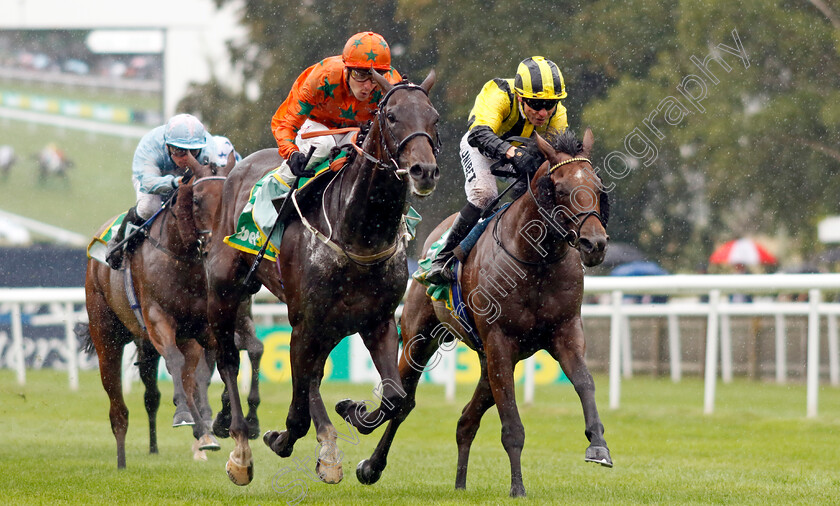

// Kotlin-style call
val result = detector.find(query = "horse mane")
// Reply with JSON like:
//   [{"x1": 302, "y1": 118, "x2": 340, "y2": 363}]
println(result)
[
  {"x1": 544, "y1": 128, "x2": 583, "y2": 157},
  {"x1": 173, "y1": 182, "x2": 199, "y2": 247}
]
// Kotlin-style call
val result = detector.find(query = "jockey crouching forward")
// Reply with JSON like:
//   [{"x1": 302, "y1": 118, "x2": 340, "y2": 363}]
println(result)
[
  {"x1": 106, "y1": 113, "x2": 217, "y2": 269},
  {"x1": 424, "y1": 56, "x2": 570, "y2": 285},
  {"x1": 270, "y1": 31, "x2": 403, "y2": 184}
]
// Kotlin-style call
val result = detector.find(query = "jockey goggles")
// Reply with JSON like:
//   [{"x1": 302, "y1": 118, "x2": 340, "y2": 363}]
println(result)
[
  {"x1": 168, "y1": 145, "x2": 200, "y2": 158},
  {"x1": 522, "y1": 97, "x2": 559, "y2": 111},
  {"x1": 348, "y1": 68, "x2": 385, "y2": 82}
]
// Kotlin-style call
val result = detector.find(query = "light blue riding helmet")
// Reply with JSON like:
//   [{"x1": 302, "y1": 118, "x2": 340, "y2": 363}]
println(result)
[{"x1": 164, "y1": 113, "x2": 207, "y2": 150}]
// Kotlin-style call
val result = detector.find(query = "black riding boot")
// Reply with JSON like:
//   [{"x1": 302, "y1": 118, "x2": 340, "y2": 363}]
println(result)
[
  {"x1": 106, "y1": 206, "x2": 140, "y2": 270},
  {"x1": 425, "y1": 202, "x2": 482, "y2": 285}
]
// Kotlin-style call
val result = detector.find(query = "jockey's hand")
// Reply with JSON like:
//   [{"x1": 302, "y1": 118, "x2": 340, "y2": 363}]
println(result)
[
  {"x1": 288, "y1": 151, "x2": 315, "y2": 178},
  {"x1": 510, "y1": 148, "x2": 541, "y2": 175}
]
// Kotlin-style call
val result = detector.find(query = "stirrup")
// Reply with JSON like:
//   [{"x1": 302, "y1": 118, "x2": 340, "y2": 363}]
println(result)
[{"x1": 426, "y1": 254, "x2": 456, "y2": 285}]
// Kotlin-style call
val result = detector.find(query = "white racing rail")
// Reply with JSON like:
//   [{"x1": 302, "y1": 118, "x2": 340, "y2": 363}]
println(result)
[{"x1": 2, "y1": 273, "x2": 840, "y2": 418}]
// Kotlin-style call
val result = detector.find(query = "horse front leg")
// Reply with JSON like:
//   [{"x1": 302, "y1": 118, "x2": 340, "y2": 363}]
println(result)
[
  {"x1": 180, "y1": 338, "x2": 220, "y2": 455},
  {"x1": 236, "y1": 300, "x2": 262, "y2": 439},
  {"x1": 354, "y1": 310, "x2": 443, "y2": 486},
  {"x1": 336, "y1": 318, "x2": 402, "y2": 435},
  {"x1": 484, "y1": 332, "x2": 526, "y2": 497},
  {"x1": 208, "y1": 286, "x2": 253, "y2": 485},
  {"x1": 136, "y1": 340, "x2": 161, "y2": 455},
  {"x1": 143, "y1": 309, "x2": 193, "y2": 429},
  {"x1": 549, "y1": 318, "x2": 612, "y2": 468},
  {"x1": 262, "y1": 325, "x2": 316, "y2": 459},
  {"x1": 455, "y1": 355, "x2": 495, "y2": 490}
]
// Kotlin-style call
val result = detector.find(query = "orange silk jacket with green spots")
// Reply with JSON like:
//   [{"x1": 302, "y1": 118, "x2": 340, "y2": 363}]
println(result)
[{"x1": 270, "y1": 55, "x2": 402, "y2": 159}]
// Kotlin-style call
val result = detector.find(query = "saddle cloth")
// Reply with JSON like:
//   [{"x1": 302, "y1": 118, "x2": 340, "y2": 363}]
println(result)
[
  {"x1": 224, "y1": 153, "x2": 421, "y2": 262},
  {"x1": 86, "y1": 211, "x2": 141, "y2": 265}
]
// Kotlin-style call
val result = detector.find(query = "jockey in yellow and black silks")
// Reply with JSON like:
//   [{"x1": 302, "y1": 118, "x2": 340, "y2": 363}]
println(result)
[{"x1": 425, "y1": 56, "x2": 569, "y2": 284}]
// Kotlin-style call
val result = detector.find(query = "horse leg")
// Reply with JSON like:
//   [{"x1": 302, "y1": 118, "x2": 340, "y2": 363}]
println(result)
[
  {"x1": 306, "y1": 347, "x2": 344, "y2": 484},
  {"x1": 193, "y1": 347, "x2": 214, "y2": 427},
  {"x1": 208, "y1": 277, "x2": 253, "y2": 486},
  {"x1": 549, "y1": 319, "x2": 612, "y2": 467},
  {"x1": 484, "y1": 333, "x2": 527, "y2": 497},
  {"x1": 455, "y1": 356, "x2": 495, "y2": 490},
  {"x1": 136, "y1": 340, "x2": 161, "y2": 455},
  {"x1": 336, "y1": 318, "x2": 402, "y2": 435},
  {"x1": 354, "y1": 303, "x2": 443, "y2": 485},
  {"x1": 236, "y1": 301, "x2": 262, "y2": 439},
  {"x1": 180, "y1": 339, "x2": 220, "y2": 454},
  {"x1": 263, "y1": 326, "x2": 318, "y2": 459}
]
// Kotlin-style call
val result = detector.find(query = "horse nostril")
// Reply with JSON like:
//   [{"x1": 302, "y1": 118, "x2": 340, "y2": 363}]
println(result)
[
  {"x1": 579, "y1": 238, "x2": 594, "y2": 253},
  {"x1": 409, "y1": 165, "x2": 423, "y2": 179},
  {"x1": 433, "y1": 167, "x2": 440, "y2": 180}
]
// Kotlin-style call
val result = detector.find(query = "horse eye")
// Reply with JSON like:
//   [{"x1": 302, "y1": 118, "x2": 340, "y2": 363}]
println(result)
[{"x1": 386, "y1": 112, "x2": 397, "y2": 123}]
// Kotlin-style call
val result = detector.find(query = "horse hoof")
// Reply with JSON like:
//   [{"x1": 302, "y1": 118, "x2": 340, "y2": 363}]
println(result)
[
  {"x1": 356, "y1": 459, "x2": 382, "y2": 485},
  {"x1": 226, "y1": 454, "x2": 254, "y2": 486},
  {"x1": 334, "y1": 399, "x2": 354, "y2": 419},
  {"x1": 316, "y1": 459, "x2": 343, "y2": 484},
  {"x1": 585, "y1": 445, "x2": 613, "y2": 468},
  {"x1": 263, "y1": 430, "x2": 293, "y2": 458},
  {"x1": 173, "y1": 411, "x2": 195, "y2": 427},
  {"x1": 212, "y1": 412, "x2": 231, "y2": 438},
  {"x1": 198, "y1": 434, "x2": 221, "y2": 452},
  {"x1": 191, "y1": 440, "x2": 208, "y2": 462}
]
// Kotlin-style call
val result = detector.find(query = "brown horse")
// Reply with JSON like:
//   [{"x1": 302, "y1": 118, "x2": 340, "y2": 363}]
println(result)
[
  {"x1": 346, "y1": 128, "x2": 612, "y2": 497},
  {"x1": 82, "y1": 156, "x2": 259, "y2": 468},
  {"x1": 205, "y1": 71, "x2": 440, "y2": 486}
]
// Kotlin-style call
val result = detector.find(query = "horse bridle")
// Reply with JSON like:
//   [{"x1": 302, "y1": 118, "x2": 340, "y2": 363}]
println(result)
[
  {"x1": 494, "y1": 157, "x2": 607, "y2": 266},
  {"x1": 293, "y1": 84, "x2": 440, "y2": 266},
  {"x1": 370, "y1": 82, "x2": 441, "y2": 176},
  {"x1": 148, "y1": 175, "x2": 226, "y2": 262}
]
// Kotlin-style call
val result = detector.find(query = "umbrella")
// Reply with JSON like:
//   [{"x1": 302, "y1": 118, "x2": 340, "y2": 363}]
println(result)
[
  {"x1": 610, "y1": 261, "x2": 669, "y2": 276},
  {"x1": 709, "y1": 238, "x2": 777, "y2": 266},
  {"x1": 601, "y1": 242, "x2": 647, "y2": 269}
]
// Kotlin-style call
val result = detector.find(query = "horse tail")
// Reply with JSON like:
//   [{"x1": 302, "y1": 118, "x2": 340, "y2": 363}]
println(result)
[{"x1": 75, "y1": 322, "x2": 96, "y2": 355}]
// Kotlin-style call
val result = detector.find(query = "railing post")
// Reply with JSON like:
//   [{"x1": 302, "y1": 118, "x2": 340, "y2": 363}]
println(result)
[
  {"x1": 609, "y1": 290, "x2": 622, "y2": 410},
  {"x1": 523, "y1": 355, "x2": 535, "y2": 405},
  {"x1": 807, "y1": 289, "x2": 821, "y2": 418},
  {"x1": 64, "y1": 302, "x2": 78, "y2": 391},
  {"x1": 704, "y1": 290, "x2": 721, "y2": 414},
  {"x1": 12, "y1": 302, "x2": 25, "y2": 386},
  {"x1": 720, "y1": 298, "x2": 733, "y2": 383},
  {"x1": 667, "y1": 314, "x2": 682, "y2": 382},
  {"x1": 775, "y1": 314, "x2": 787, "y2": 384},
  {"x1": 621, "y1": 314, "x2": 632, "y2": 379},
  {"x1": 828, "y1": 314, "x2": 839, "y2": 386}
]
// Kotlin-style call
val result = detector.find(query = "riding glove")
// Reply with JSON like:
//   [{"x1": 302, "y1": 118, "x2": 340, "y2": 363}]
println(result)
[
  {"x1": 288, "y1": 151, "x2": 315, "y2": 178},
  {"x1": 510, "y1": 148, "x2": 541, "y2": 175}
]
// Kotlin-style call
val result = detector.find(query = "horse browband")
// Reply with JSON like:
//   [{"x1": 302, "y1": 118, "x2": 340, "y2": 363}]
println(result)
[{"x1": 549, "y1": 157, "x2": 591, "y2": 174}]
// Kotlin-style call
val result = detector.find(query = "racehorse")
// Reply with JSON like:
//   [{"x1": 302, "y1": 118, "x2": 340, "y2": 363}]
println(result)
[
  {"x1": 344, "y1": 128, "x2": 612, "y2": 497},
  {"x1": 82, "y1": 154, "x2": 261, "y2": 468},
  {"x1": 0, "y1": 145, "x2": 15, "y2": 180},
  {"x1": 205, "y1": 70, "x2": 440, "y2": 486},
  {"x1": 35, "y1": 144, "x2": 73, "y2": 183}
]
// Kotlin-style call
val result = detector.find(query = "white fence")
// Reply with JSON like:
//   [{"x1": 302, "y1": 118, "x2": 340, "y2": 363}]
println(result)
[{"x1": 2, "y1": 273, "x2": 840, "y2": 418}]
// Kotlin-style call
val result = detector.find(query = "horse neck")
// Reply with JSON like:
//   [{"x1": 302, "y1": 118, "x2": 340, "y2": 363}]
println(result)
[
  {"x1": 166, "y1": 184, "x2": 199, "y2": 255},
  {"x1": 500, "y1": 179, "x2": 571, "y2": 266},
  {"x1": 327, "y1": 121, "x2": 407, "y2": 250}
]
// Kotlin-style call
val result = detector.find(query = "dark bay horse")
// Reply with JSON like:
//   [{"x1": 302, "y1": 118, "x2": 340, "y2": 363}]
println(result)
[
  {"x1": 346, "y1": 128, "x2": 612, "y2": 497},
  {"x1": 205, "y1": 71, "x2": 440, "y2": 486},
  {"x1": 83, "y1": 156, "x2": 260, "y2": 468}
]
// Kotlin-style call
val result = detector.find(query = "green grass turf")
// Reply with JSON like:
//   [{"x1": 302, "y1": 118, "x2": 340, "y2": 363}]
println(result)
[
  {"x1": 0, "y1": 116, "x2": 137, "y2": 238},
  {"x1": 1, "y1": 369, "x2": 839, "y2": 504}
]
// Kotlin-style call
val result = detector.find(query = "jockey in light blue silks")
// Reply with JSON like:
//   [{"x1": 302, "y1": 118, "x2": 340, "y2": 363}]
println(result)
[{"x1": 106, "y1": 113, "x2": 218, "y2": 269}]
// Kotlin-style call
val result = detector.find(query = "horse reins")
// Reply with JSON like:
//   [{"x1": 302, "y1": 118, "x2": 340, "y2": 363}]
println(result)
[
  {"x1": 493, "y1": 157, "x2": 606, "y2": 266},
  {"x1": 288, "y1": 83, "x2": 439, "y2": 266},
  {"x1": 147, "y1": 175, "x2": 226, "y2": 263}
]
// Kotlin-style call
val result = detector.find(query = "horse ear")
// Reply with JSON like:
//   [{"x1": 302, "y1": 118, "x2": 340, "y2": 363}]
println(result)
[
  {"x1": 534, "y1": 132, "x2": 553, "y2": 159},
  {"x1": 372, "y1": 70, "x2": 393, "y2": 94},
  {"x1": 419, "y1": 69, "x2": 436, "y2": 93},
  {"x1": 582, "y1": 127, "x2": 594, "y2": 157}
]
